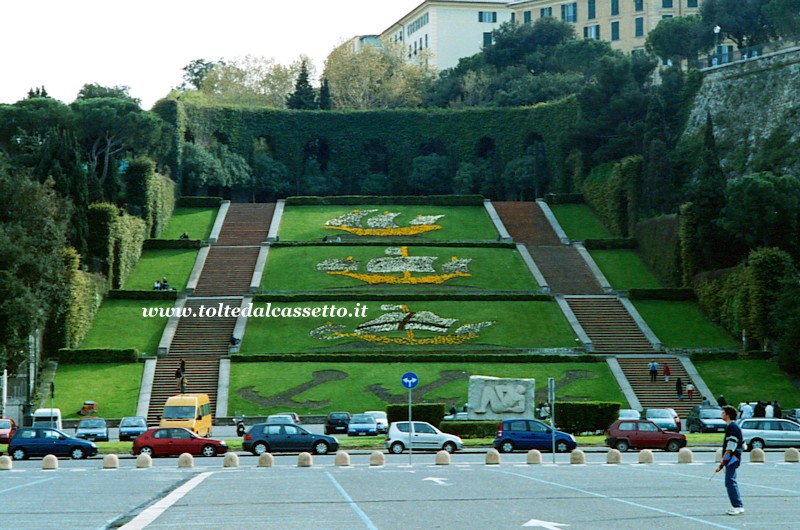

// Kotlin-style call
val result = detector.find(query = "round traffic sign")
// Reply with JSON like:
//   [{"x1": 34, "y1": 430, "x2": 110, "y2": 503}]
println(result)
[{"x1": 401, "y1": 372, "x2": 419, "y2": 389}]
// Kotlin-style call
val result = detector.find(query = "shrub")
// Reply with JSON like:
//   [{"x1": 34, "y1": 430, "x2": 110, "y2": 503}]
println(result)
[
  {"x1": 582, "y1": 156, "x2": 642, "y2": 237},
  {"x1": 125, "y1": 157, "x2": 176, "y2": 238},
  {"x1": 387, "y1": 403, "x2": 446, "y2": 428},
  {"x1": 284, "y1": 195, "x2": 485, "y2": 206},
  {"x1": 554, "y1": 401, "x2": 621, "y2": 433},
  {"x1": 251, "y1": 292, "x2": 553, "y2": 303},
  {"x1": 106, "y1": 289, "x2": 179, "y2": 301},
  {"x1": 143, "y1": 239, "x2": 203, "y2": 250},
  {"x1": 87, "y1": 204, "x2": 147, "y2": 289},
  {"x1": 544, "y1": 193, "x2": 584, "y2": 204},
  {"x1": 57, "y1": 348, "x2": 139, "y2": 364},
  {"x1": 439, "y1": 420, "x2": 497, "y2": 438}
]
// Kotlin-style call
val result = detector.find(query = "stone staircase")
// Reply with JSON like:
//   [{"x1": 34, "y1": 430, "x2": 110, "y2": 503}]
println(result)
[
  {"x1": 529, "y1": 246, "x2": 604, "y2": 295},
  {"x1": 216, "y1": 203, "x2": 274, "y2": 246},
  {"x1": 193, "y1": 247, "x2": 260, "y2": 297},
  {"x1": 566, "y1": 297, "x2": 655, "y2": 354},
  {"x1": 615, "y1": 357, "x2": 701, "y2": 420},
  {"x1": 492, "y1": 201, "x2": 561, "y2": 245}
]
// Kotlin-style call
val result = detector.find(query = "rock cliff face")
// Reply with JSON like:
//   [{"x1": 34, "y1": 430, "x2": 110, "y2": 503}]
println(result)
[{"x1": 686, "y1": 46, "x2": 800, "y2": 175}]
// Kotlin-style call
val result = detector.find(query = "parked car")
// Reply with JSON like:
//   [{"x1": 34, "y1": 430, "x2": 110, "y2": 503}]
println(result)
[
  {"x1": 75, "y1": 417, "x2": 109, "y2": 442},
  {"x1": 645, "y1": 408, "x2": 680, "y2": 432},
  {"x1": 277, "y1": 412, "x2": 301, "y2": 424},
  {"x1": 9, "y1": 427, "x2": 98, "y2": 460},
  {"x1": 605, "y1": 419, "x2": 687, "y2": 452},
  {"x1": 364, "y1": 411, "x2": 388, "y2": 434},
  {"x1": 132, "y1": 427, "x2": 228, "y2": 457},
  {"x1": 385, "y1": 421, "x2": 462, "y2": 454},
  {"x1": 738, "y1": 418, "x2": 800, "y2": 450},
  {"x1": 493, "y1": 418, "x2": 577, "y2": 453},
  {"x1": 686, "y1": 406, "x2": 725, "y2": 433},
  {"x1": 0, "y1": 418, "x2": 17, "y2": 444},
  {"x1": 348, "y1": 414, "x2": 378, "y2": 436},
  {"x1": 243, "y1": 423, "x2": 339, "y2": 455},
  {"x1": 325, "y1": 412, "x2": 351, "y2": 435},
  {"x1": 618, "y1": 409, "x2": 641, "y2": 420},
  {"x1": 443, "y1": 412, "x2": 469, "y2": 421},
  {"x1": 267, "y1": 414, "x2": 296, "y2": 424},
  {"x1": 784, "y1": 408, "x2": 800, "y2": 423},
  {"x1": 118, "y1": 416, "x2": 148, "y2": 441}
]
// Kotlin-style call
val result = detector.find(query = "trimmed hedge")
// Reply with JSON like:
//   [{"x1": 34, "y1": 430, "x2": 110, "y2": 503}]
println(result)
[
  {"x1": 553, "y1": 401, "x2": 621, "y2": 434},
  {"x1": 125, "y1": 157, "x2": 176, "y2": 238},
  {"x1": 387, "y1": 403, "x2": 446, "y2": 428},
  {"x1": 87, "y1": 204, "x2": 147, "y2": 289},
  {"x1": 176, "y1": 196, "x2": 223, "y2": 207},
  {"x1": 112, "y1": 214, "x2": 148, "y2": 290},
  {"x1": 583, "y1": 238, "x2": 637, "y2": 250},
  {"x1": 50, "y1": 248, "x2": 107, "y2": 349},
  {"x1": 57, "y1": 348, "x2": 139, "y2": 364},
  {"x1": 270, "y1": 240, "x2": 516, "y2": 249},
  {"x1": 286, "y1": 195, "x2": 485, "y2": 206},
  {"x1": 582, "y1": 157, "x2": 642, "y2": 237},
  {"x1": 628, "y1": 289, "x2": 696, "y2": 301},
  {"x1": 439, "y1": 420, "x2": 497, "y2": 438},
  {"x1": 544, "y1": 193, "x2": 584, "y2": 204},
  {"x1": 635, "y1": 214, "x2": 680, "y2": 287},
  {"x1": 251, "y1": 292, "x2": 554, "y2": 303},
  {"x1": 143, "y1": 239, "x2": 203, "y2": 250},
  {"x1": 231, "y1": 353, "x2": 598, "y2": 363},
  {"x1": 689, "y1": 350, "x2": 770, "y2": 362},
  {"x1": 107, "y1": 289, "x2": 180, "y2": 301}
]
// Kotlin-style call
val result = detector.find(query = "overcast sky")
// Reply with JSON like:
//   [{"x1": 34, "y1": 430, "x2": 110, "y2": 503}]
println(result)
[{"x1": 1, "y1": 0, "x2": 422, "y2": 109}]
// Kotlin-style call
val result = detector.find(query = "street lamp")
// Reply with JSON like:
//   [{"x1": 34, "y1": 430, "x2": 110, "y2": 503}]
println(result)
[{"x1": 713, "y1": 25, "x2": 721, "y2": 65}]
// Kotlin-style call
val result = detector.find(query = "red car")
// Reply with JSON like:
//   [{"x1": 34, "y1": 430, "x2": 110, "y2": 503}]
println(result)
[
  {"x1": 605, "y1": 419, "x2": 686, "y2": 452},
  {"x1": 0, "y1": 418, "x2": 17, "y2": 444},
  {"x1": 132, "y1": 427, "x2": 228, "y2": 457}
]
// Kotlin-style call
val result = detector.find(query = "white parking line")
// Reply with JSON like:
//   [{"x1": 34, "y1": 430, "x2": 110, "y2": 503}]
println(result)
[
  {"x1": 0, "y1": 476, "x2": 57, "y2": 494},
  {"x1": 119, "y1": 472, "x2": 213, "y2": 530},
  {"x1": 325, "y1": 471, "x2": 378, "y2": 530}
]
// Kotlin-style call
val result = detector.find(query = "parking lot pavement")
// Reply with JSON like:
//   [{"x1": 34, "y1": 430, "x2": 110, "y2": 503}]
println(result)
[{"x1": 2, "y1": 454, "x2": 799, "y2": 529}]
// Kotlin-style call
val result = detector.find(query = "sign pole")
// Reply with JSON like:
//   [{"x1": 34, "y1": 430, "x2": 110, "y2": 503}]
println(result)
[
  {"x1": 401, "y1": 372, "x2": 419, "y2": 467},
  {"x1": 548, "y1": 377, "x2": 556, "y2": 464}
]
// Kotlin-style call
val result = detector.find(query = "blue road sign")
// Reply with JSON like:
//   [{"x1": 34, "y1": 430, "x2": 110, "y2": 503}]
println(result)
[{"x1": 401, "y1": 372, "x2": 419, "y2": 389}]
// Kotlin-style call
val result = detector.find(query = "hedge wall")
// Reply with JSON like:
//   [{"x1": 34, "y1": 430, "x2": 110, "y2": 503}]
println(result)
[
  {"x1": 544, "y1": 193, "x2": 584, "y2": 204},
  {"x1": 582, "y1": 238, "x2": 637, "y2": 250},
  {"x1": 231, "y1": 353, "x2": 598, "y2": 363},
  {"x1": 692, "y1": 265, "x2": 748, "y2": 339},
  {"x1": 251, "y1": 292, "x2": 553, "y2": 303},
  {"x1": 125, "y1": 157, "x2": 176, "y2": 238},
  {"x1": 107, "y1": 289, "x2": 179, "y2": 301},
  {"x1": 627, "y1": 289, "x2": 696, "y2": 301},
  {"x1": 582, "y1": 156, "x2": 642, "y2": 237},
  {"x1": 111, "y1": 214, "x2": 147, "y2": 290},
  {"x1": 176, "y1": 196, "x2": 222, "y2": 207},
  {"x1": 553, "y1": 401, "x2": 621, "y2": 434},
  {"x1": 387, "y1": 403, "x2": 446, "y2": 428},
  {"x1": 439, "y1": 420, "x2": 497, "y2": 438},
  {"x1": 635, "y1": 214, "x2": 681, "y2": 287},
  {"x1": 143, "y1": 239, "x2": 203, "y2": 250},
  {"x1": 270, "y1": 240, "x2": 516, "y2": 249},
  {"x1": 164, "y1": 97, "x2": 578, "y2": 198},
  {"x1": 286, "y1": 194, "x2": 485, "y2": 206},
  {"x1": 87, "y1": 204, "x2": 147, "y2": 289},
  {"x1": 57, "y1": 348, "x2": 139, "y2": 364}
]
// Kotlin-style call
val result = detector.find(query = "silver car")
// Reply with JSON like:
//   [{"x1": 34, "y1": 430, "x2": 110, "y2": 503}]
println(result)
[
  {"x1": 739, "y1": 418, "x2": 800, "y2": 450},
  {"x1": 385, "y1": 421, "x2": 462, "y2": 454}
]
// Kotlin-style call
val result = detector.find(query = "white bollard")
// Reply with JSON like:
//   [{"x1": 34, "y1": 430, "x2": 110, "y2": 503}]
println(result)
[
  {"x1": 570, "y1": 449, "x2": 586, "y2": 464},
  {"x1": 0, "y1": 455, "x2": 12, "y2": 470},
  {"x1": 638, "y1": 450, "x2": 654, "y2": 464},
  {"x1": 785, "y1": 448, "x2": 800, "y2": 463},
  {"x1": 258, "y1": 452, "x2": 274, "y2": 468},
  {"x1": 606, "y1": 449, "x2": 621, "y2": 464},
  {"x1": 42, "y1": 454, "x2": 59, "y2": 470},
  {"x1": 485, "y1": 449, "x2": 501, "y2": 465},
  {"x1": 677, "y1": 448, "x2": 693, "y2": 464},
  {"x1": 297, "y1": 452, "x2": 313, "y2": 467},
  {"x1": 223, "y1": 452, "x2": 239, "y2": 468},
  {"x1": 435, "y1": 450, "x2": 451, "y2": 465},
  {"x1": 749, "y1": 448, "x2": 765, "y2": 463},
  {"x1": 527, "y1": 450, "x2": 542, "y2": 465},
  {"x1": 103, "y1": 454, "x2": 119, "y2": 469},
  {"x1": 136, "y1": 453, "x2": 152, "y2": 468},
  {"x1": 334, "y1": 451, "x2": 351, "y2": 467},
  {"x1": 369, "y1": 451, "x2": 385, "y2": 466},
  {"x1": 178, "y1": 453, "x2": 194, "y2": 468}
]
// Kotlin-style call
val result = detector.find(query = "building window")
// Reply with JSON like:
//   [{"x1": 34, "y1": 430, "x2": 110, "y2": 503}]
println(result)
[
  {"x1": 511, "y1": 12, "x2": 516, "y2": 23},
  {"x1": 588, "y1": 0, "x2": 596, "y2": 19},
  {"x1": 611, "y1": 21, "x2": 620, "y2": 41},
  {"x1": 611, "y1": 0, "x2": 619, "y2": 16},
  {"x1": 662, "y1": 14, "x2": 673, "y2": 19},
  {"x1": 483, "y1": 32, "x2": 493, "y2": 47},
  {"x1": 407, "y1": 13, "x2": 430, "y2": 36},
  {"x1": 478, "y1": 11, "x2": 497, "y2": 23},
  {"x1": 584, "y1": 24, "x2": 600, "y2": 39},
  {"x1": 634, "y1": 16, "x2": 644, "y2": 37},
  {"x1": 425, "y1": 34, "x2": 428, "y2": 48},
  {"x1": 634, "y1": 0, "x2": 643, "y2": 11},
  {"x1": 662, "y1": 0, "x2": 673, "y2": 7},
  {"x1": 524, "y1": 10, "x2": 532, "y2": 24},
  {"x1": 561, "y1": 3, "x2": 577, "y2": 23},
  {"x1": 687, "y1": 0, "x2": 698, "y2": 6},
  {"x1": 541, "y1": 7, "x2": 553, "y2": 17}
]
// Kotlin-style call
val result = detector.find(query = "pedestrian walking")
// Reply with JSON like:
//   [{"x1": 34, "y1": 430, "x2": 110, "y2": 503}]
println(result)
[
  {"x1": 174, "y1": 366, "x2": 183, "y2": 390},
  {"x1": 716, "y1": 406, "x2": 745, "y2": 515},
  {"x1": 687, "y1": 382, "x2": 695, "y2": 401},
  {"x1": 664, "y1": 364, "x2": 671, "y2": 383},
  {"x1": 180, "y1": 376, "x2": 188, "y2": 394},
  {"x1": 740, "y1": 402, "x2": 754, "y2": 419},
  {"x1": 753, "y1": 401, "x2": 766, "y2": 417},
  {"x1": 773, "y1": 401, "x2": 782, "y2": 419},
  {"x1": 765, "y1": 402, "x2": 774, "y2": 418},
  {"x1": 717, "y1": 395, "x2": 727, "y2": 407},
  {"x1": 179, "y1": 358, "x2": 186, "y2": 376},
  {"x1": 676, "y1": 378, "x2": 684, "y2": 400},
  {"x1": 648, "y1": 360, "x2": 659, "y2": 383}
]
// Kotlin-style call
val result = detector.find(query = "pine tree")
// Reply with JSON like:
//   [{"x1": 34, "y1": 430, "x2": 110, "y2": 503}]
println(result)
[
  {"x1": 286, "y1": 60, "x2": 319, "y2": 110},
  {"x1": 319, "y1": 78, "x2": 332, "y2": 110}
]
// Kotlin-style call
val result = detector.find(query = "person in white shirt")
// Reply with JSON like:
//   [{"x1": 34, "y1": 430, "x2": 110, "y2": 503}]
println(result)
[
  {"x1": 740, "y1": 402, "x2": 754, "y2": 419},
  {"x1": 765, "y1": 402, "x2": 774, "y2": 418}
]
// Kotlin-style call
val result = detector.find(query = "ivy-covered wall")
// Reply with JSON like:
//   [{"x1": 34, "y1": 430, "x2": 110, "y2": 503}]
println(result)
[
  {"x1": 581, "y1": 156, "x2": 642, "y2": 237},
  {"x1": 87, "y1": 203, "x2": 147, "y2": 289},
  {"x1": 125, "y1": 157, "x2": 176, "y2": 238}
]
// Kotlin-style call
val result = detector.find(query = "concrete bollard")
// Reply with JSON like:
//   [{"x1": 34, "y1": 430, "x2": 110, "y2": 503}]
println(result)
[
  {"x1": 0, "y1": 455, "x2": 12, "y2": 470},
  {"x1": 606, "y1": 449, "x2": 621, "y2": 464},
  {"x1": 223, "y1": 452, "x2": 239, "y2": 468},
  {"x1": 750, "y1": 448, "x2": 765, "y2": 463},
  {"x1": 297, "y1": 452, "x2": 313, "y2": 467},
  {"x1": 485, "y1": 449, "x2": 501, "y2": 465},
  {"x1": 677, "y1": 448, "x2": 693, "y2": 464},
  {"x1": 334, "y1": 451, "x2": 351, "y2": 467},
  {"x1": 178, "y1": 453, "x2": 194, "y2": 468},
  {"x1": 42, "y1": 454, "x2": 59, "y2": 470},
  {"x1": 638, "y1": 450, "x2": 654, "y2": 464},
  {"x1": 436, "y1": 450, "x2": 451, "y2": 465},
  {"x1": 570, "y1": 449, "x2": 586, "y2": 464},
  {"x1": 103, "y1": 454, "x2": 119, "y2": 469},
  {"x1": 136, "y1": 453, "x2": 152, "y2": 468},
  {"x1": 369, "y1": 451, "x2": 385, "y2": 466},
  {"x1": 257, "y1": 452, "x2": 274, "y2": 468},
  {"x1": 785, "y1": 448, "x2": 800, "y2": 463},
  {"x1": 527, "y1": 449, "x2": 542, "y2": 465},
  {"x1": 715, "y1": 449, "x2": 722, "y2": 463}
]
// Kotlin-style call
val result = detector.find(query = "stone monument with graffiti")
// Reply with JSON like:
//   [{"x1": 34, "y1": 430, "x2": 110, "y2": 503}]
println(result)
[{"x1": 467, "y1": 375, "x2": 535, "y2": 420}]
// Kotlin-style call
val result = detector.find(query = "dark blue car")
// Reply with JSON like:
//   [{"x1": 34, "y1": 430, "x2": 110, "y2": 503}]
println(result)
[
  {"x1": 493, "y1": 418, "x2": 577, "y2": 453},
  {"x1": 243, "y1": 423, "x2": 339, "y2": 455},
  {"x1": 9, "y1": 427, "x2": 98, "y2": 460}
]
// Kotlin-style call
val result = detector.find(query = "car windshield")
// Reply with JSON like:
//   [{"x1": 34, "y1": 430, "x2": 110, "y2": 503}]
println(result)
[
  {"x1": 162, "y1": 406, "x2": 196, "y2": 420},
  {"x1": 647, "y1": 410, "x2": 670, "y2": 418},
  {"x1": 351, "y1": 415, "x2": 373, "y2": 423},
  {"x1": 700, "y1": 410, "x2": 722, "y2": 419},
  {"x1": 0, "y1": 420, "x2": 10, "y2": 429},
  {"x1": 78, "y1": 419, "x2": 106, "y2": 428},
  {"x1": 330, "y1": 414, "x2": 348, "y2": 420},
  {"x1": 366, "y1": 412, "x2": 387, "y2": 419},
  {"x1": 121, "y1": 417, "x2": 146, "y2": 427}
]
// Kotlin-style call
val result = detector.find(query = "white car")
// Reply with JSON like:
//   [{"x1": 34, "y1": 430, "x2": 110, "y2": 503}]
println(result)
[
  {"x1": 267, "y1": 414, "x2": 295, "y2": 424},
  {"x1": 385, "y1": 421, "x2": 463, "y2": 454},
  {"x1": 364, "y1": 411, "x2": 388, "y2": 434},
  {"x1": 738, "y1": 418, "x2": 800, "y2": 450}
]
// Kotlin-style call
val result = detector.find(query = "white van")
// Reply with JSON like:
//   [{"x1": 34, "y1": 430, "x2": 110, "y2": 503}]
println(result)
[{"x1": 32, "y1": 408, "x2": 63, "y2": 430}]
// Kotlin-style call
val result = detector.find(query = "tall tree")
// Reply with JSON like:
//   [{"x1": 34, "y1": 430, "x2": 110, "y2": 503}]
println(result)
[
  {"x1": 200, "y1": 55, "x2": 304, "y2": 107},
  {"x1": 180, "y1": 59, "x2": 217, "y2": 90},
  {"x1": 645, "y1": 15, "x2": 714, "y2": 65},
  {"x1": 77, "y1": 83, "x2": 138, "y2": 103},
  {"x1": 700, "y1": 0, "x2": 776, "y2": 47},
  {"x1": 286, "y1": 60, "x2": 318, "y2": 109},
  {"x1": 318, "y1": 78, "x2": 332, "y2": 110}
]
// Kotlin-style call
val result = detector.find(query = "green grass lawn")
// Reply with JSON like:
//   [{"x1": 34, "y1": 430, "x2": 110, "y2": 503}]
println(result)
[
  {"x1": 240, "y1": 300, "x2": 576, "y2": 353},
  {"x1": 633, "y1": 301, "x2": 738, "y2": 349},
  {"x1": 52, "y1": 363, "x2": 143, "y2": 419},
  {"x1": 157, "y1": 207, "x2": 217, "y2": 240},
  {"x1": 81, "y1": 299, "x2": 173, "y2": 354},
  {"x1": 589, "y1": 249, "x2": 662, "y2": 289},
  {"x1": 261, "y1": 246, "x2": 537, "y2": 291},
  {"x1": 695, "y1": 360, "x2": 800, "y2": 408},
  {"x1": 549, "y1": 204, "x2": 612, "y2": 240},
  {"x1": 277, "y1": 205, "x2": 498, "y2": 241},
  {"x1": 228, "y1": 362, "x2": 623, "y2": 416},
  {"x1": 122, "y1": 249, "x2": 198, "y2": 291}
]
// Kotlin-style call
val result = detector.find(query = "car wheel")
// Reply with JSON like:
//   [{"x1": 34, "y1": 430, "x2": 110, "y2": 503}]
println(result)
[
  {"x1": 666, "y1": 440, "x2": 681, "y2": 452},
  {"x1": 443, "y1": 442, "x2": 457, "y2": 454},
  {"x1": 139, "y1": 446, "x2": 154, "y2": 456},
  {"x1": 500, "y1": 440, "x2": 515, "y2": 453},
  {"x1": 252, "y1": 442, "x2": 269, "y2": 456},
  {"x1": 615, "y1": 440, "x2": 630, "y2": 452},
  {"x1": 749, "y1": 438, "x2": 765, "y2": 451},
  {"x1": 390, "y1": 442, "x2": 405, "y2": 454},
  {"x1": 11, "y1": 448, "x2": 27, "y2": 460},
  {"x1": 201, "y1": 444, "x2": 217, "y2": 457},
  {"x1": 556, "y1": 441, "x2": 570, "y2": 453},
  {"x1": 313, "y1": 441, "x2": 330, "y2": 455},
  {"x1": 71, "y1": 447, "x2": 86, "y2": 460}
]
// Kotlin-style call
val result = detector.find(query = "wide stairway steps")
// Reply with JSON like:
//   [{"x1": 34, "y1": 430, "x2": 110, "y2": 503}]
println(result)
[
  {"x1": 493, "y1": 201, "x2": 561, "y2": 246},
  {"x1": 566, "y1": 297, "x2": 655, "y2": 354},
  {"x1": 615, "y1": 357, "x2": 700, "y2": 420},
  {"x1": 193, "y1": 247, "x2": 260, "y2": 297},
  {"x1": 529, "y1": 246, "x2": 604, "y2": 295},
  {"x1": 216, "y1": 203, "x2": 274, "y2": 246}
]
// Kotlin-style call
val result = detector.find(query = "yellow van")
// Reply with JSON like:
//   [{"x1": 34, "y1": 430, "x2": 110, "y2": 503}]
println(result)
[{"x1": 159, "y1": 394, "x2": 212, "y2": 437}]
